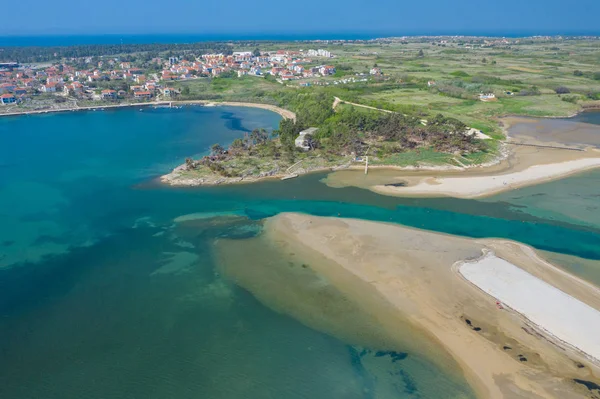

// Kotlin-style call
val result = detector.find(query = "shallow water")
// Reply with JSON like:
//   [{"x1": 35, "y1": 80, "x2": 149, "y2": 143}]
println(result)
[
  {"x1": 1, "y1": 107, "x2": 600, "y2": 398},
  {"x1": 507, "y1": 110, "x2": 600, "y2": 148}
]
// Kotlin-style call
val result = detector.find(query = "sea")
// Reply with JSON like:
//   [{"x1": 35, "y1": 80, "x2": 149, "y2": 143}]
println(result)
[
  {"x1": 0, "y1": 106, "x2": 599, "y2": 398},
  {"x1": 2, "y1": 31, "x2": 599, "y2": 47}
]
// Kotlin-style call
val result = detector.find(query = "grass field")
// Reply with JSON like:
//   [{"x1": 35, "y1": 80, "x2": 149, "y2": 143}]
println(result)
[{"x1": 171, "y1": 37, "x2": 599, "y2": 143}]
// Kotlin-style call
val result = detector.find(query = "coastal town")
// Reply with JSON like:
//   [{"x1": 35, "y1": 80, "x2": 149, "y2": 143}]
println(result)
[{"x1": 0, "y1": 47, "x2": 365, "y2": 109}]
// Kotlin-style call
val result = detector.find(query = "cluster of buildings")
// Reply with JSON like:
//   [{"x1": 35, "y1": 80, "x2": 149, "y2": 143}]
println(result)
[
  {"x1": 0, "y1": 59, "x2": 181, "y2": 105},
  {"x1": 183, "y1": 49, "x2": 337, "y2": 80},
  {"x1": 0, "y1": 47, "x2": 338, "y2": 106}
]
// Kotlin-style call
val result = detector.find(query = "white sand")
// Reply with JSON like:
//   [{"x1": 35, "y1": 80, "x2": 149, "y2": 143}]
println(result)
[
  {"x1": 459, "y1": 252, "x2": 600, "y2": 363},
  {"x1": 376, "y1": 157, "x2": 600, "y2": 198}
]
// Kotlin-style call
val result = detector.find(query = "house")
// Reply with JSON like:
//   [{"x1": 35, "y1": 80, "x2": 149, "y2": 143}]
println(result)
[
  {"x1": 294, "y1": 127, "x2": 319, "y2": 150},
  {"x1": 101, "y1": 89, "x2": 117, "y2": 100},
  {"x1": 0, "y1": 93, "x2": 16, "y2": 105},
  {"x1": 319, "y1": 65, "x2": 336, "y2": 76},
  {"x1": 427, "y1": 80, "x2": 436, "y2": 87},
  {"x1": 63, "y1": 82, "x2": 83, "y2": 95},
  {"x1": 479, "y1": 93, "x2": 496, "y2": 101},
  {"x1": 14, "y1": 87, "x2": 27, "y2": 95},
  {"x1": 120, "y1": 62, "x2": 131, "y2": 69},
  {"x1": 370, "y1": 67, "x2": 382, "y2": 76},
  {"x1": 162, "y1": 87, "x2": 177, "y2": 97},
  {"x1": 0, "y1": 83, "x2": 16, "y2": 93},
  {"x1": 41, "y1": 83, "x2": 57, "y2": 93},
  {"x1": 134, "y1": 91, "x2": 152, "y2": 100}
]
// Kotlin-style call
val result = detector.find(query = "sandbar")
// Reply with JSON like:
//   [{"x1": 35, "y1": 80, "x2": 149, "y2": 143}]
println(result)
[
  {"x1": 261, "y1": 213, "x2": 600, "y2": 399},
  {"x1": 371, "y1": 154, "x2": 600, "y2": 198}
]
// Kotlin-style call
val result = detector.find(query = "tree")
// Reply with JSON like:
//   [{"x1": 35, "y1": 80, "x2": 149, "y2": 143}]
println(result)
[
  {"x1": 253, "y1": 48, "x2": 261, "y2": 57},
  {"x1": 574, "y1": 70, "x2": 583, "y2": 76},
  {"x1": 417, "y1": 49, "x2": 424, "y2": 58},
  {"x1": 303, "y1": 134, "x2": 320, "y2": 150},
  {"x1": 250, "y1": 128, "x2": 269, "y2": 146},
  {"x1": 554, "y1": 86, "x2": 570, "y2": 94},
  {"x1": 481, "y1": 58, "x2": 487, "y2": 64},
  {"x1": 185, "y1": 158, "x2": 196, "y2": 170},
  {"x1": 594, "y1": 72, "x2": 600, "y2": 81},
  {"x1": 210, "y1": 143, "x2": 225, "y2": 156},
  {"x1": 181, "y1": 86, "x2": 191, "y2": 96}
]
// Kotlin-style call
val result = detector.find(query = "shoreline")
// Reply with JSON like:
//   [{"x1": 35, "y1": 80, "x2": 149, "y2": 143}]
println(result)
[
  {"x1": 265, "y1": 213, "x2": 600, "y2": 399},
  {"x1": 0, "y1": 100, "x2": 296, "y2": 121},
  {"x1": 369, "y1": 151, "x2": 600, "y2": 199}
]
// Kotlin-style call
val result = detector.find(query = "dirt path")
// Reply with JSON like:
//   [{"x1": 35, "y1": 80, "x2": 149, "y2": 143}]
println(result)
[{"x1": 333, "y1": 96, "x2": 395, "y2": 114}]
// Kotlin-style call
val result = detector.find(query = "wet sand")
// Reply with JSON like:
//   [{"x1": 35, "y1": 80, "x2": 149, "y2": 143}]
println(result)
[
  {"x1": 504, "y1": 116, "x2": 600, "y2": 149},
  {"x1": 253, "y1": 213, "x2": 600, "y2": 399}
]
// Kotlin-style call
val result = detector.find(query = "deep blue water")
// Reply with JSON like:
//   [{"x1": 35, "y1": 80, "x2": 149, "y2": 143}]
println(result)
[
  {"x1": 1, "y1": 106, "x2": 600, "y2": 398},
  {"x1": 2, "y1": 32, "x2": 599, "y2": 47}
]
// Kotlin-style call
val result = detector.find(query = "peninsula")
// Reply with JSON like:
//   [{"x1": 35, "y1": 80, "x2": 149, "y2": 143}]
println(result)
[{"x1": 150, "y1": 36, "x2": 600, "y2": 191}]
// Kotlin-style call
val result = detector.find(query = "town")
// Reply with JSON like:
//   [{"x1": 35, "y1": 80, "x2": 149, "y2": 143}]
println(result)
[{"x1": 0, "y1": 47, "x2": 380, "y2": 109}]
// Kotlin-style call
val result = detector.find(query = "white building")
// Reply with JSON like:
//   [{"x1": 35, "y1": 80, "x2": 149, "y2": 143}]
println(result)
[
  {"x1": 307, "y1": 49, "x2": 332, "y2": 58},
  {"x1": 294, "y1": 127, "x2": 319, "y2": 150}
]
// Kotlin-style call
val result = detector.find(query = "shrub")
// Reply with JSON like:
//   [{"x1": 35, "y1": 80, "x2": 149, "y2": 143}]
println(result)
[
  {"x1": 561, "y1": 96, "x2": 579, "y2": 104},
  {"x1": 517, "y1": 86, "x2": 541, "y2": 96},
  {"x1": 554, "y1": 86, "x2": 570, "y2": 94},
  {"x1": 450, "y1": 70, "x2": 470, "y2": 77},
  {"x1": 573, "y1": 70, "x2": 583, "y2": 76}
]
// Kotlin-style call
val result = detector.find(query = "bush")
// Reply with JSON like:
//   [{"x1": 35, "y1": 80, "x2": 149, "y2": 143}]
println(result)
[
  {"x1": 450, "y1": 70, "x2": 470, "y2": 77},
  {"x1": 554, "y1": 86, "x2": 570, "y2": 94},
  {"x1": 517, "y1": 86, "x2": 541, "y2": 96},
  {"x1": 586, "y1": 92, "x2": 600, "y2": 100},
  {"x1": 561, "y1": 95, "x2": 579, "y2": 104},
  {"x1": 573, "y1": 70, "x2": 583, "y2": 76},
  {"x1": 594, "y1": 72, "x2": 600, "y2": 81}
]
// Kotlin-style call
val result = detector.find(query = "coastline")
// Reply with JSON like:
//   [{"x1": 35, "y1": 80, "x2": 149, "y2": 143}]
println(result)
[
  {"x1": 0, "y1": 100, "x2": 296, "y2": 121},
  {"x1": 369, "y1": 150, "x2": 600, "y2": 199},
  {"x1": 263, "y1": 213, "x2": 600, "y2": 399}
]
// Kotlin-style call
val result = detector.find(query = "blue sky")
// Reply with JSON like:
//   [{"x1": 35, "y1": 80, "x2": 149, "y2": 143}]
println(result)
[{"x1": 3, "y1": 0, "x2": 599, "y2": 36}]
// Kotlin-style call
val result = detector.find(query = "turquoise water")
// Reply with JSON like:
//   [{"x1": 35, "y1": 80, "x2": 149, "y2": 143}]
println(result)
[{"x1": 1, "y1": 107, "x2": 600, "y2": 398}]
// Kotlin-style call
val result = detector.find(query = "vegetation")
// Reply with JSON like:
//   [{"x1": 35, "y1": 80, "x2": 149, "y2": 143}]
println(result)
[{"x1": 7, "y1": 35, "x2": 599, "y2": 180}]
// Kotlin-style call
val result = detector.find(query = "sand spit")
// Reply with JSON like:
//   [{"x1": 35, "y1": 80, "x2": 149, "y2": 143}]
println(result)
[
  {"x1": 459, "y1": 252, "x2": 600, "y2": 364},
  {"x1": 372, "y1": 155, "x2": 600, "y2": 199},
  {"x1": 322, "y1": 145, "x2": 600, "y2": 199},
  {"x1": 264, "y1": 213, "x2": 600, "y2": 399}
]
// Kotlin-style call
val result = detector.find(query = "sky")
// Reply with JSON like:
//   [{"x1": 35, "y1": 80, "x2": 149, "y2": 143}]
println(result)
[{"x1": 2, "y1": 0, "x2": 599, "y2": 37}]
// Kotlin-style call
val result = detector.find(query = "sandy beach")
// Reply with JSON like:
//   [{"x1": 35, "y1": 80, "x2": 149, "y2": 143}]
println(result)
[
  {"x1": 370, "y1": 152, "x2": 600, "y2": 198},
  {"x1": 0, "y1": 100, "x2": 296, "y2": 121},
  {"x1": 257, "y1": 213, "x2": 600, "y2": 399},
  {"x1": 459, "y1": 252, "x2": 600, "y2": 363},
  {"x1": 322, "y1": 141, "x2": 600, "y2": 198}
]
